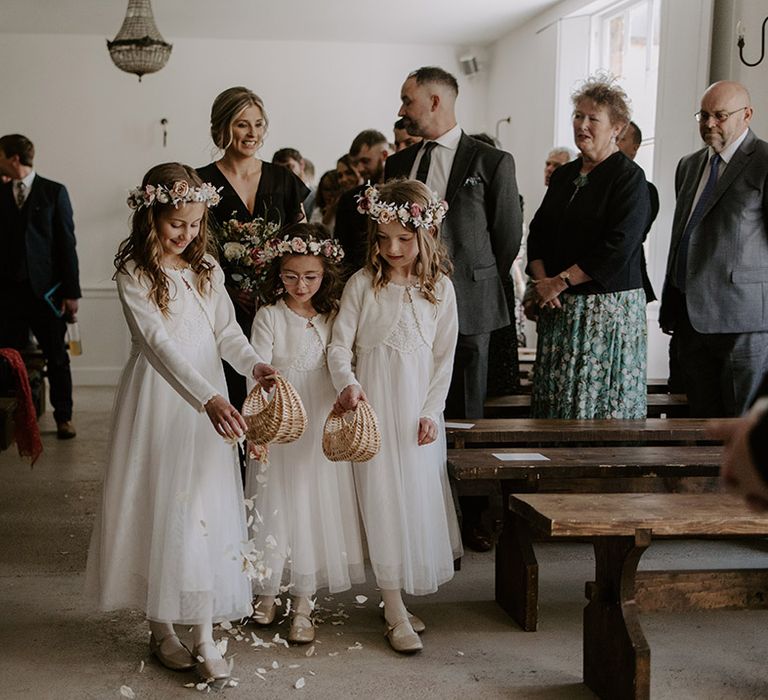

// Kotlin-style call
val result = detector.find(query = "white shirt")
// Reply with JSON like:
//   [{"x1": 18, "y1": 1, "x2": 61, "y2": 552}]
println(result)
[
  {"x1": 12, "y1": 170, "x2": 35, "y2": 207},
  {"x1": 687, "y1": 127, "x2": 749, "y2": 222},
  {"x1": 408, "y1": 124, "x2": 462, "y2": 199}
]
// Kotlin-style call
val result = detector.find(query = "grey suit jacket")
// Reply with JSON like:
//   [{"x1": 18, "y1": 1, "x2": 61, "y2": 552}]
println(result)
[
  {"x1": 385, "y1": 133, "x2": 523, "y2": 336},
  {"x1": 660, "y1": 129, "x2": 768, "y2": 334}
]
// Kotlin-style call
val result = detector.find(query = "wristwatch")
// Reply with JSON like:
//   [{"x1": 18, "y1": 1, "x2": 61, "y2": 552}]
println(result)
[{"x1": 558, "y1": 271, "x2": 572, "y2": 288}]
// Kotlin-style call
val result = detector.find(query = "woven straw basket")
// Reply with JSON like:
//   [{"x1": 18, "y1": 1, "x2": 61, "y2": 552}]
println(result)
[
  {"x1": 322, "y1": 400, "x2": 382, "y2": 463},
  {"x1": 242, "y1": 375, "x2": 307, "y2": 445}
]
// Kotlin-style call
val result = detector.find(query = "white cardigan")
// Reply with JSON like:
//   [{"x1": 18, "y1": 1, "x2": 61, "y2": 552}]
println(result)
[
  {"x1": 249, "y1": 299, "x2": 332, "y2": 370},
  {"x1": 327, "y1": 268, "x2": 459, "y2": 422},
  {"x1": 117, "y1": 255, "x2": 263, "y2": 411}
]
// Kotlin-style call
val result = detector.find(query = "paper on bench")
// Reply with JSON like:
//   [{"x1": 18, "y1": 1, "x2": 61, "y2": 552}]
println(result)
[
  {"x1": 445, "y1": 422, "x2": 475, "y2": 429},
  {"x1": 493, "y1": 453, "x2": 550, "y2": 461}
]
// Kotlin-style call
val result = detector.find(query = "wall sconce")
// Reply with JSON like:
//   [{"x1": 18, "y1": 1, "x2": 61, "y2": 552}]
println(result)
[
  {"x1": 160, "y1": 118, "x2": 168, "y2": 148},
  {"x1": 737, "y1": 17, "x2": 768, "y2": 67},
  {"x1": 495, "y1": 116, "x2": 511, "y2": 142}
]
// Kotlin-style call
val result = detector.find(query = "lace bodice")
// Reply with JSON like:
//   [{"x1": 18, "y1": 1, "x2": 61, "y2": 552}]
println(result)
[
  {"x1": 383, "y1": 288, "x2": 429, "y2": 353},
  {"x1": 290, "y1": 323, "x2": 326, "y2": 371},
  {"x1": 167, "y1": 270, "x2": 214, "y2": 346}
]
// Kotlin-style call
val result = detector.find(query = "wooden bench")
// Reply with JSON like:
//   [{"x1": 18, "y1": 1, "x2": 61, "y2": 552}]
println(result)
[
  {"x1": 447, "y1": 446, "x2": 723, "y2": 628},
  {"x1": 445, "y1": 417, "x2": 727, "y2": 449},
  {"x1": 508, "y1": 377, "x2": 671, "y2": 395},
  {"x1": 483, "y1": 393, "x2": 689, "y2": 418},
  {"x1": 508, "y1": 493, "x2": 768, "y2": 700}
]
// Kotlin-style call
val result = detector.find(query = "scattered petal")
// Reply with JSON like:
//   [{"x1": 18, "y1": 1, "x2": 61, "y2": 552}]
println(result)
[
  {"x1": 456, "y1": 651, "x2": 465, "y2": 657},
  {"x1": 378, "y1": 600, "x2": 385, "y2": 608},
  {"x1": 220, "y1": 620, "x2": 232, "y2": 630},
  {"x1": 184, "y1": 683, "x2": 197, "y2": 688},
  {"x1": 288, "y1": 664, "x2": 301, "y2": 669},
  {"x1": 294, "y1": 678, "x2": 306, "y2": 689},
  {"x1": 195, "y1": 682, "x2": 208, "y2": 690},
  {"x1": 255, "y1": 673, "x2": 266, "y2": 681},
  {"x1": 328, "y1": 652, "x2": 339, "y2": 657},
  {"x1": 120, "y1": 687, "x2": 135, "y2": 699},
  {"x1": 139, "y1": 660, "x2": 145, "y2": 673},
  {"x1": 305, "y1": 646, "x2": 315, "y2": 657},
  {"x1": 272, "y1": 660, "x2": 280, "y2": 669},
  {"x1": 355, "y1": 595, "x2": 368, "y2": 604},
  {"x1": 347, "y1": 642, "x2": 363, "y2": 651}
]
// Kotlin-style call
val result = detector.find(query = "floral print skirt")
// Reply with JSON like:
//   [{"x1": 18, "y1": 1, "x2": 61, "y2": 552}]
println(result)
[{"x1": 531, "y1": 289, "x2": 647, "y2": 419}]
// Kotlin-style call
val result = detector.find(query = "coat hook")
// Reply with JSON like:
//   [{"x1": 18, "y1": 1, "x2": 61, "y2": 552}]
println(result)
[{"x1": 160, "y1": 118, "x2": 168, "y2": 147}]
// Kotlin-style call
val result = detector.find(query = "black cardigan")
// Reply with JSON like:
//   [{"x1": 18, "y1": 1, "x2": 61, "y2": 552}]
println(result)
[{"x1": 527, "y1": 151, "x2": 651, "y2": 295}]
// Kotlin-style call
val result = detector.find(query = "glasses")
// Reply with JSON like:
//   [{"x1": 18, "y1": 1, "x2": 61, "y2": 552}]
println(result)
[
  {"x1": 694, "y1": 107, "x2": 748, "y2": 123},
  {"x1": 280, "y1": 272, "x2": 323, "y2": 286}
]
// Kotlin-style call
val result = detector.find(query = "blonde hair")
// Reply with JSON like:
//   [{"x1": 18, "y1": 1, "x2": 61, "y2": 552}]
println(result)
[
  {"x1": 365, "y1": 179, "x2": 452, "y2": 304},
  {"x1": 210, "y1": 86, "x2": 269, "y2": 151},
  {"x1": 114, "y1": 162, "x2": 215, "y2": 315}
]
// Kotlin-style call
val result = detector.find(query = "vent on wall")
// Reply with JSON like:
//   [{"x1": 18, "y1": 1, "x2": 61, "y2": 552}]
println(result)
[{"x1": 459, "y1": 55, "x2": 480, "y2": 76}]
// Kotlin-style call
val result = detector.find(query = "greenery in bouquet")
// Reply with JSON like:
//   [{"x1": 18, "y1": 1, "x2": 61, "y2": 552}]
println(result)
[{"x1": 214, "y1": 214, "x2": 282, "y2": 304}]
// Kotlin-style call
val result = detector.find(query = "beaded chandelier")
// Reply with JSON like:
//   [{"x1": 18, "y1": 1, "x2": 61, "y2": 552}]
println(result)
[{"x1": 107, "y1": 0, "x2": 172, "y2": 82}]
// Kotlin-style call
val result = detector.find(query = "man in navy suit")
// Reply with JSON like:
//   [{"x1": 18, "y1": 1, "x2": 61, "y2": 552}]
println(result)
[
  {"x1": 386, "y1": 67, "x2": 523, "y2": 550},
  {"x1": 0, "y1": 134, "x2": 80, "y2": 438}
]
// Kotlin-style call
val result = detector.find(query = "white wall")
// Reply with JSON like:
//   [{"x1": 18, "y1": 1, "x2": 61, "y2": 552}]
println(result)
[
  {"x1": 710, "y1": 0, "x2": 768, "y2": 130},
  {"x1": 0, "y1": 33, "x2": 486, "y2": 384}
]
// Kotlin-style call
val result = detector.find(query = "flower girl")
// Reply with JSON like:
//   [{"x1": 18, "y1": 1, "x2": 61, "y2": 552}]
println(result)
[
  {"x1": 246, "y1": 223, "x2": 365, "y2": 643},
  {"x1": 86, "y1": 163, "x2": 275, "y2": 683},
  {"x1": 328, "y1": 180, "x2": 462, "y2": 653}
]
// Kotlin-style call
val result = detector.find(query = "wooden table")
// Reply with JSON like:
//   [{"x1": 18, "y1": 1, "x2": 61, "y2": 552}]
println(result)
[
  {"x1": 509, "y1": 493, "x2": 768, "y2": 700},
  {"x1": 483, "y1": 393, "x2": 689, "y2": 418},
  {"x1": 445, "y1": 417, "x2": 728, "y2": 449},
  {"x1": 447, "y1": 446, "x2": 723, "y2": 630}
]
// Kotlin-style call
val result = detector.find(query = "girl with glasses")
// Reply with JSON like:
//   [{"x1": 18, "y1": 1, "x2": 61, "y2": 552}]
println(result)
[{"x1": 245, "y1": 223, "x2": 364, "y2": 644}]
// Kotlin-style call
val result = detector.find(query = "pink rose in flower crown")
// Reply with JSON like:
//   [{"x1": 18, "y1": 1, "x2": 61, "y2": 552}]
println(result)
[
  {"x1": 409, "y1": 203, "x2": 423, "y2": 218},
  {"x1": 358, "y1": 196, "x2": 372, "y2": 212},
  {"x1": 291, "y1": 237, "x2": 308, "y2": 253},
  {"x1": 171, "y1": 181, "x2": 190, "y2": 198},
  {"x1": 321, "y1": 241, "x2": 334, "y2": 257}
]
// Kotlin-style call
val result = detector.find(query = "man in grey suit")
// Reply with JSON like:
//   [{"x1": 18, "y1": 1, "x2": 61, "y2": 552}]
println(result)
[
  {"x1": 385, "y1": 66, "x2": 522, "y2": 550},
  {"x1": 659, "y1": 80, "x2": 768, "y2": 417}
]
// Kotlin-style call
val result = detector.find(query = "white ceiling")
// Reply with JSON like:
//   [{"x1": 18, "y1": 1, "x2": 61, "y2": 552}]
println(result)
[{"x1": 2, "y1": 0, "x2": 559, "y2": 46}]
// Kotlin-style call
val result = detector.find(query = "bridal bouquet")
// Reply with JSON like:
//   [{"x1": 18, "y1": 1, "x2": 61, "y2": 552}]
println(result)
[{"x1": 215, "y1": 215, "x2": 282, "y2": 304}]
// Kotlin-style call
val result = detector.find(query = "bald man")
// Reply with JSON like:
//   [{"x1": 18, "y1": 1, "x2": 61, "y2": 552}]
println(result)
[
  {"x1": 544, "y1": 147, "x2": 572, "y2": 186},
  {"x1": 660, "y1": 80, "x2": 768, "y2": 417}
]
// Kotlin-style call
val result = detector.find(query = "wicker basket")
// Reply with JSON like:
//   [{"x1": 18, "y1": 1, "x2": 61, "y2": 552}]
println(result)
[
  {"x1": 242, "y1": 375, "x2": 307, "y2": 446},
  {"x1": 322, "y1": 401, "x2": 382, "y2": 463}
]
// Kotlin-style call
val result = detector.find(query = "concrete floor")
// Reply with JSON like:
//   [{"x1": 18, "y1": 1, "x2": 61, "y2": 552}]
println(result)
[{"x1": 2, "y1": 386, "x2": 768, "y2": 699}]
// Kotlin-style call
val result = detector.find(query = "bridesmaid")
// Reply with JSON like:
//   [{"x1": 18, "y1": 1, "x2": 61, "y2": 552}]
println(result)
[{"x1": 198, "y1": 86, "x2": 308, "y2": 410}]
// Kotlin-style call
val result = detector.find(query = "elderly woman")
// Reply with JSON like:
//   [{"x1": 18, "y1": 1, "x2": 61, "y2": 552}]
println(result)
[{"x1": 525, "y1": 76, "x2": 651, "y2": 418}]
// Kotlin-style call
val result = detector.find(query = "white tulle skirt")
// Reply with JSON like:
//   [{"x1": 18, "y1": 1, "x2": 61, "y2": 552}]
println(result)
[
  {"x1": 245, "y1": 365, "x2": 365, "y2": 597},
  {"x1": 354, "y1": 343, "x2": 462, "y2": 596},
  {"x1": 85, "y1": 343, "x2": 251, "y2": 625}
]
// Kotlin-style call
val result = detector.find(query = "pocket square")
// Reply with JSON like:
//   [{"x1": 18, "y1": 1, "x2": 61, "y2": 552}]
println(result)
[{"x1": 463, "y1": 175, "x2": 482, "y2": 187}]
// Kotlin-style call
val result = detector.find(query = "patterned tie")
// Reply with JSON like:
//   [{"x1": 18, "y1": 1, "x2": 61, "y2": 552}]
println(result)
[
  {"x1": 415, "y1": 141, "x2": 437, "y2": 184},
  {"x1": 674, "y1": 153, "x2": 721, "y2": 292},
  {"x1": 15, "y1": 181, "x2": 26, "y2": 209}
]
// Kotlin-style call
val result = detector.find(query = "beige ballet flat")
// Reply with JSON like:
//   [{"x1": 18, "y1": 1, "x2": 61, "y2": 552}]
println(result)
[
  {"x1": 193, "y1": 642, "x2": 230, "y2": 682},
  {"x1": 251, "y1": 598, "x2": 277, "y2": 626},
  {"x1": 380, "y1": 605, "x2": 426, "y2": 634},
  {"x1": 288, "y1": 612, "x2": 315, "y2": 644},
  {"x1": 384, "y1": 618, "x2": 423, "y2": 654},
  {"x1": 149, "y1": 633, "x2": 196, "y2": 671}
]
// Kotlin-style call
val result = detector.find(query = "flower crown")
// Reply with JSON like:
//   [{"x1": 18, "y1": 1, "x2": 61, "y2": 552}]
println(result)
[
  {"x1": 127, "y1": 181, "x2": 222, "y2": 210},
  {"x1": 355, "y1": 183, "x2": 448, "y2": 229},
  {"x1": 261, "y1": 234, "x2": 345, "y2": 264}
]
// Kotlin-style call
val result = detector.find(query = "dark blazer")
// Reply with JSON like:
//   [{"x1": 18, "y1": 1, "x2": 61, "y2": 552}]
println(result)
[
  {"x1": 527, "y1": 152, "x2": 651, "y2": 294},
  {"x1": 0, "y1": 175, "x2": 80, "y2": 299},
  {"x1": 660, "y1": 129, "x2": 768, "y2": 333},
  {"x1": 641, "y1": 181, "x2": 659, "y2": 302},
  {"x1": 385, "y1": 132, "x2": 522, "y2": 336}
]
